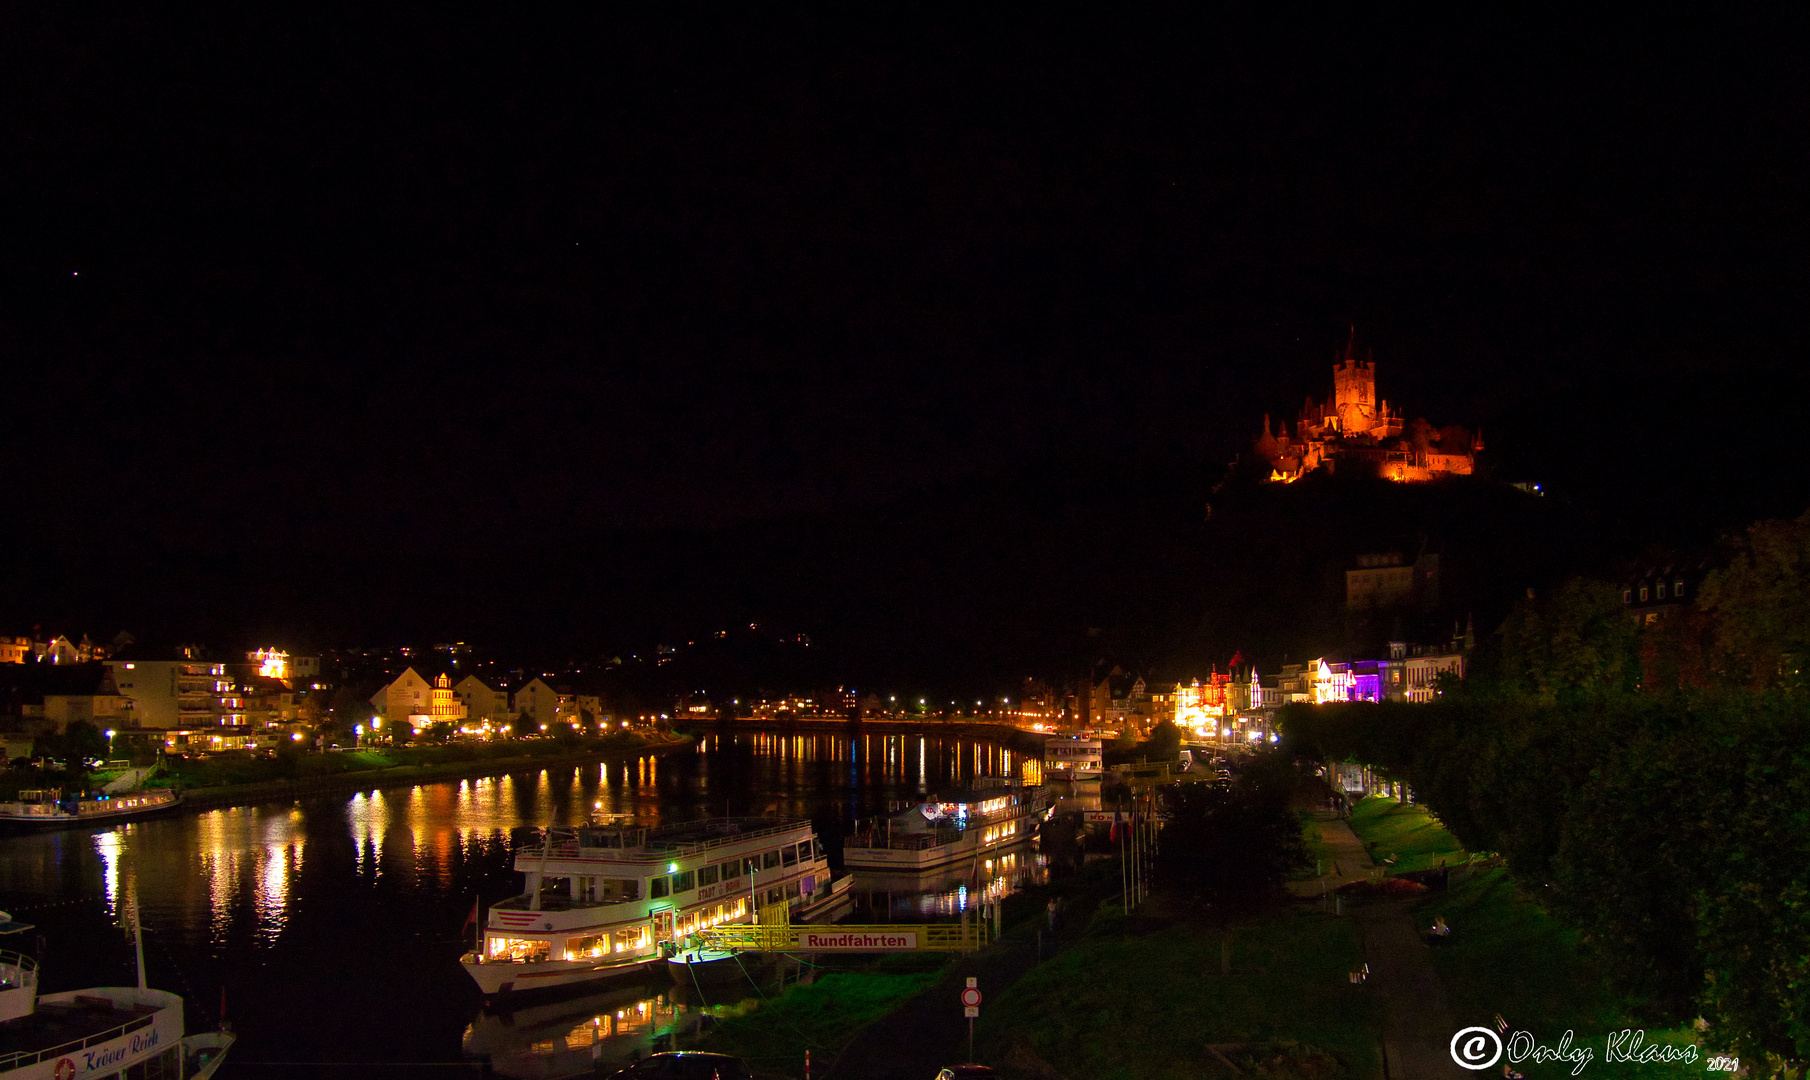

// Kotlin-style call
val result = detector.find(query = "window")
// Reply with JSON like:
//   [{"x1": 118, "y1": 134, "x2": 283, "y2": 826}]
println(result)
[
  {"x1": 720, "y1": 859, "x2": 743, "y2": 881},
  {"x1": 649, "y1": 877, "x2": 669, "y2": 899},
  {"x1": 489, "y1": 937, "x2": 551, "y2": 962},
  {"x1": 763, "y1": 850, "x2": 780, "y2": 870},
  {"x1": 1639, "y1": 586, "x2": 1649, "y2": 602},
  {"x1": 614, "y1": 925, "x2": 650, "y2": 952},
  {"x1": 813, "y1": 838, "x2": 825, "y2": 859},
  {"x1": 567, "y1": 933, "x2": 606, "y2": 959},
  {"x1": 781, "y1": 845, "x2": 798, "y2": 867},
  {"x1": 672, "y1": 870, "x2": 696, "y2": 893},
  {"x1": 1675, "y1": 578, "x2": 1685, "y2": 597},
  {"x1": 1656, "y1": 582, "x2": 1667, "y2": 599},
  {"x1": 699, "y1": 864, "x2": 719, "y2": 887},
  {"x1": 743, "y1": 856, "x2": 761, "y2": 876}
]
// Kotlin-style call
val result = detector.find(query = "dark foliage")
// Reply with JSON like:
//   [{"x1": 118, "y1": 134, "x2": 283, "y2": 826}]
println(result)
[
  {"x1": 1159, "y1": 753, "x2": 1309, "y2": 914},
  {"x1": 1281, "y1": 515, "x2": 1810, "y2": 1067}
]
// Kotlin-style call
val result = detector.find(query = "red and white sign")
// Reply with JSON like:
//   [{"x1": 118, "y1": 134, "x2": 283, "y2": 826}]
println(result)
[{"x1": 960, "y1": 987, "x2": 982, "y2": 1008}]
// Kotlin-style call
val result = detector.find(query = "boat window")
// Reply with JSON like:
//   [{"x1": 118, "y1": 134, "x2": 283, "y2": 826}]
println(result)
[
  {"x1": 720, "y1": 859, "x2": 743, "y2": 880},
  {"x1": 599, "y1": 878, "x2": 639, "y2": 901},
  {"x1": 781, "y1": 844, "x2": 799, "y2": 867},
  {"x1": 649, "y1": 877, "x2": 669, "y2": 899},
  {"x1": 671, "y1": 870, "x2": 696, "y2": 893},
  {"x1": 614, "y1": 925, "x2": 651, "y2": 952},
  {"x1": 566, "y1": 933, "x2": 607, "y2": 959},
  {"x1": 763, "y1": 850, "x2": 780, "y2": 870},
  {"x1": 742, "y1": 856, "x2": 760, "y2": 876},
  {"x1": 489, "y1": 937, "x2": 551, "y2": 962},
  {"x1": 813, "y1": 838, "x2": 825, "y2": 859},
  {"x1": 699, "y1": 864, "x2": 719, "y2": 886}
]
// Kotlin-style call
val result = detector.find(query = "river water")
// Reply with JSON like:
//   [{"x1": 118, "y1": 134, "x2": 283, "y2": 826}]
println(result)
[{"x1": 0, "y1": 729, "x2": 1042, "y2": 1078}]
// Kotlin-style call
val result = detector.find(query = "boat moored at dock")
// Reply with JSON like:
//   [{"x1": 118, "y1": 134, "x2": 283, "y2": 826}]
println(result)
[
  {"x1": 461, "y1": 816, "x2": 835, "y2": 999},
  {"x1": 0, "y1": 948, "x2": 234, "y2": 1080},
  {"x1": 1042, "y1": 735, "x2": 1104, "y2": 781},
  {"x1": 842, "y1": 781, "x2": 1052, "y2": 873},
  {"x1": 0, "y1": 789, "x2": 180, "y2": 828}
]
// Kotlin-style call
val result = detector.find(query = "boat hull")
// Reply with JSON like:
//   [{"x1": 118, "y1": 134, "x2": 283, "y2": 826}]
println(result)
[
  {"x1": 666, "y1": 951, "x2": 753, "y2": 987},
  {"x1": 461, "y1": 953, "x2": 659, "y2": 998},
  {"x1": 0, "y1": 792, "x2": 181, "y2": 829},
  {"x1": 841, "y1": 833, "x2": 1031, "y2": 872}
]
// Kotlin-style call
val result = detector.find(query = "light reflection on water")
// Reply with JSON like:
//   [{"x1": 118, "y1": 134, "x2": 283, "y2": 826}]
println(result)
[{"x1": 0, "y1": 731, "x2": 1041, "y2": 1070}]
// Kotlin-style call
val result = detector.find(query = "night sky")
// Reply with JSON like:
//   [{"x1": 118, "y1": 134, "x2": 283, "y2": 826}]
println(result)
[{"x1": 3, "y1": 12, "x2": 1806, "y2": 681}]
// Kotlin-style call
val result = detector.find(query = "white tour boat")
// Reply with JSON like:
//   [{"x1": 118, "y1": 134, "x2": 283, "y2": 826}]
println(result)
[
  {"x1": 462, "y1": 816, "x2": 838, "y2": 998},
  {"x1": 1042, "y1": 735, "x2": 1105, "y2": 781},
  {"x1": 0, "y1": 789, "x2": 180, "y2": 828},
  {"x1": 842, "y1": 781, "x2": 1053, "y2": 873},
  {"x1": 0, "y1": 919, "x2": 234, "y2": 1080}
]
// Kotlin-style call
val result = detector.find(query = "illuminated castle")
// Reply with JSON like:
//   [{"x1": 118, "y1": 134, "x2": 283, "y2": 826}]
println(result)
[{"x1": 1255, "y1": 332, "x2": 1482, "y2": 483}]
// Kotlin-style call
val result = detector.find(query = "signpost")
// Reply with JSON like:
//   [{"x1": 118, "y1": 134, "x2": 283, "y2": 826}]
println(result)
[{"x1": 962, "y1": 978, "x2": 981, "y2": 1060}]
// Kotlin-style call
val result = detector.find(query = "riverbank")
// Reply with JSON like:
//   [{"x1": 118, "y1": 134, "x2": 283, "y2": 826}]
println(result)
[
  {"x1": 168, "y1": 732, "x2": 694, "y2": 812},
  {"x1": 1342, "y1": 796, "x2": 1702, "y2": 1080}
]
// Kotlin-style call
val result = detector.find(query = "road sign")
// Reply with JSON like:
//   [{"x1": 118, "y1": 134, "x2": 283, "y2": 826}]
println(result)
[
  {"x1": 964, "y1": 1005, "x2": 979, "y2": 1017},
  {"x1": 961, "y1": 987, "x2": 982, "y2": 1008}
]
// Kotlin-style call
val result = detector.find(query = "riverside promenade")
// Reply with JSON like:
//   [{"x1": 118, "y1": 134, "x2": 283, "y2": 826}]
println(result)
[{"x1": 1294, "y1": 810, "x2": 1468, "y2": 1080}]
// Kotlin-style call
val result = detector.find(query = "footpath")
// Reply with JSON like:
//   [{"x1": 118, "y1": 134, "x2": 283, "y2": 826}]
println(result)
[{"x1": 1295, "y1": 810, "x2": 1467, "y2": 1080}]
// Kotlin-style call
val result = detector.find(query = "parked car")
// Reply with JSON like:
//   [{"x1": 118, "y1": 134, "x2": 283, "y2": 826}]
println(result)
[{"x1": 604, "y1": 1052, "x2": 753, "y2": 1080}]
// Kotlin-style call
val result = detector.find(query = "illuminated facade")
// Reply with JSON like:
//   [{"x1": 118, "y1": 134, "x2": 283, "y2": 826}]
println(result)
[
  {"x1": 371, "y1": 667, "x2": 468, "y2": 733},
  {"x1": 1255, "y1": 333, "x2": 1482, "y2": 484}
]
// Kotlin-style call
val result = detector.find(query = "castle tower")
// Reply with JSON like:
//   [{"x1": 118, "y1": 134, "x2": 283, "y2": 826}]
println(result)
[{"x1": 1331, "y1": 329, "x2": 1379, "y2": 436}]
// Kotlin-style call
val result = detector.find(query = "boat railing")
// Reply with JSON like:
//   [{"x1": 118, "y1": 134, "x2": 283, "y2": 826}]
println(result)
[
  {"x1": 848, "y1": 829, "x2": 957, "y2": 851},
  {"x1": 0, "y1": 1006, "x2": 157, "y2": 1072},
  {"x1": 0, "y1": 948, "x2": 37, "y2": 987},
  {"x1": 521, "y1": 817, "x2": 809, "y2": 861}
]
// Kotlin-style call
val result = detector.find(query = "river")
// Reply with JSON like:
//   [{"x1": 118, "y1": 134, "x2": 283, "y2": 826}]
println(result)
[{"x1": 0, "y1": 728, "x2": 1044, "y2": 1078}]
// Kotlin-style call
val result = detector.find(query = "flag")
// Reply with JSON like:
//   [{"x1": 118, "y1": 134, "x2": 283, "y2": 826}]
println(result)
[
  {"x1": 461, "y1": 897, "x2": 480, "y2": 938},
  {"x1": 1109, "y1": 809, "x2": 1122, "y2": 843}
]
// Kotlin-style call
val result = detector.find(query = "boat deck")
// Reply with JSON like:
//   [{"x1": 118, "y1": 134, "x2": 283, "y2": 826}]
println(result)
[{"x1": 0, "y1": 995, "x2": 159, "y2": 1065}]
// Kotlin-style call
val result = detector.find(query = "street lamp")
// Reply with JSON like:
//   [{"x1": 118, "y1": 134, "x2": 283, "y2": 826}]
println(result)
[{"x1": 105, "y1": 729, "x2": 116, "y2": 759}]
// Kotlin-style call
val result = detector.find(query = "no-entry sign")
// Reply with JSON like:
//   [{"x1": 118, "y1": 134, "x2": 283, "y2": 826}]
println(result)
[{"x1": 961, "y1": 987, "x2": 982, "y2": 1008}]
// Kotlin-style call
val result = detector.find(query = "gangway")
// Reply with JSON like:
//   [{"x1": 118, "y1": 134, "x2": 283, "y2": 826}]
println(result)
[{"x1": 697, "y1": 902, "x2": 988, "y2": 954}]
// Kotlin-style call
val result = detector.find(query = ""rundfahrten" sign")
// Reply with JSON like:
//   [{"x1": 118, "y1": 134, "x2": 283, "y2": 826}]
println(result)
[{"x1": 797, "y1": 930, "x2": 920, "y2": 951}]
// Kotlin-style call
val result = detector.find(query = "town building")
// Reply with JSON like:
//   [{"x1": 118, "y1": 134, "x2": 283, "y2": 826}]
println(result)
[
  {"x1": 510, "y1": 676, "x2": 567, "y2": 729},
  {"x1": 0, "y1": 663, "x2": 128, "y2": 736},
  {"x1": 370, "y1": 668, "x2": 467, "y2": 734},
  {"x1": 452, "y1": 674, "x2": 511, "y2": 726},
  {"x1": 1622, "y1": 559, "x2": 1712, "y2": 627},
  {"x1": 1253, "y1": 333, "x2": 1483, "y2": 484},
  {"x1": 104, "y1": 654, "x2": 240, "y2": 730}
]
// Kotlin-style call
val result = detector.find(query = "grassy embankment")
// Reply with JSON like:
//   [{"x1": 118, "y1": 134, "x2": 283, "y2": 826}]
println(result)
[
  {"x1": 694, "y1": 953, "x2": 949, "y2": 1076},
  {"x1": 1344, "y1": 796, "x2": 1701, "y2": 1080},
  {"x1": 977, "y1": 904, "x2": 1377, "y2": 1080}
]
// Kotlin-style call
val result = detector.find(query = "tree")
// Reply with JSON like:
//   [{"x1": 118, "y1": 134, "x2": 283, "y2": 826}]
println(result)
[
  {"x1": 39, "y1": 720, "x2": 110, "y2": 769},
  {"x1": 1145, "y1": 719, "x2": 1182, "y2": 763},
  {"x1": 1697, "y1": 510, "x2": 1810, "y2": 688},
  {"x1": 1158, "y1": 754, "x2": 1308, "y2": 913}
]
